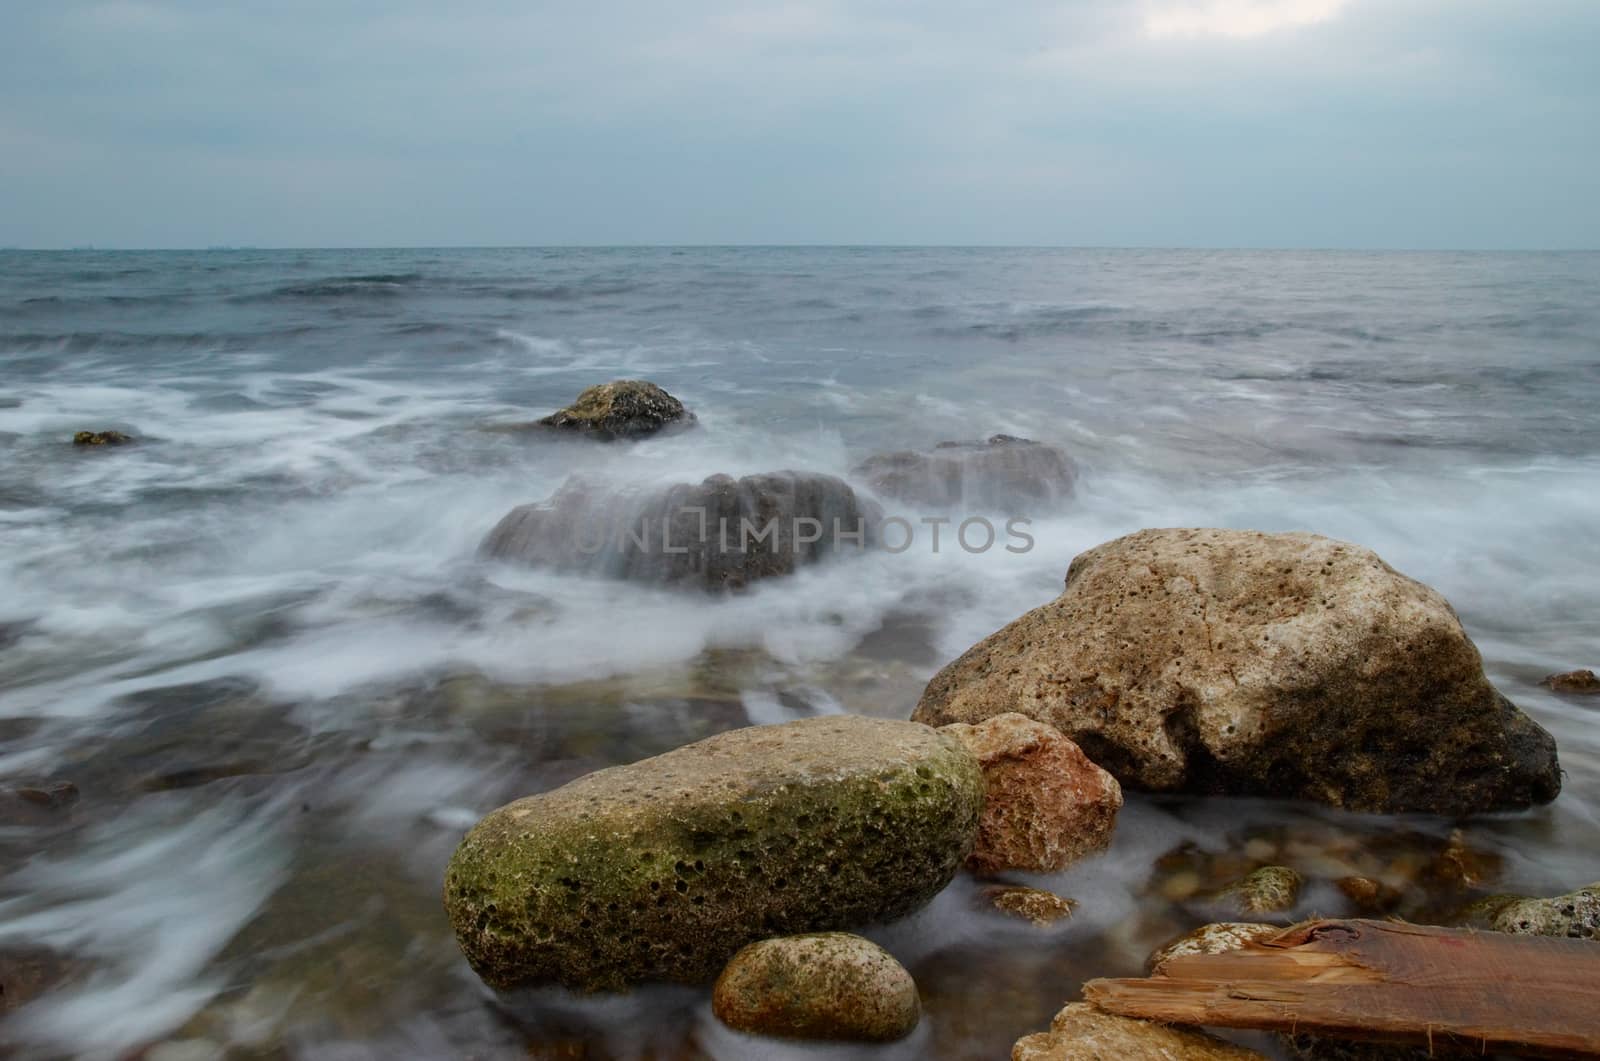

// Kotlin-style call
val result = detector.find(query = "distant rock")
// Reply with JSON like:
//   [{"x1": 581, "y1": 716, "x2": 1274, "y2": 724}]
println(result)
[
  {"x1": 480, "y1": 470, "x2": 879, "y2": 591},
  {"x1": 443, "y1": 716, "x2": 983, "y2": 991},
  {"x1": 1541, "y1": 669, "x2": 1600, "y2": 695},
  {"x1": 1215, "y1": 866, "x2": 1303, "y2": 915},
  {"x1": 914, "y1": 528, "x2": 1561, "y2": 815},
  {"x1": 712, "y1": 933, "x2": 920, "y2": 1042},
  {"x1": 1012, "y1": 1002, "x2": 1266, "y2": 1060},
  {"x1": 940, "y1": 713, "x2": 1121, "y2": 875},
  {"x1": 854, "y1": 434, "x2": 1077, "y2": 513},
  {"x1": 977, "y1": 884, "x2": 1077, "y2": 927},
  {"x1": 533, "y1": 379, "x2": 693, "y2": 440},
  {"x1": 72, "y1": 430, "x2": 134, "y2": 446}
]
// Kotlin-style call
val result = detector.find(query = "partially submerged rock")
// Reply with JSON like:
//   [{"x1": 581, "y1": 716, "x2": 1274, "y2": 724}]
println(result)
[
  {"x1": 1542, "y1": 669, "x2": 1600, "y2": 695},
  {"x1": 443, "y1": 716, "x2": 983, "y2": 991},
  {"x1": 978, "y1": 885, "x2": 1077, "y2": 927},
  {"x1": 913, "y1": 528, "x2": 1561, "y2": 814},
  {"x1": 1217, "y1": 866, "x2": 1303, "y2": 916},
  {"x1": 1148, "y1": 922, "x2": 1280, "y2": 972},
  {"x1": 711, "y1": 932, "x2": 920, "y2": 1042},
  {"x1": 1012, "y1": 1002, "x2": 1266, "y2": 1060},
  {"x1": 940, "y1": 713, "x2": 1121, "y2": 875},
  {"x1": 1459, "y1": 881, "x2": 1600, "y2": 940},
  {"x1": 72, "y1": 430, "x2": 133, "y2": 446},
  {"x1": 854, "y1": 434, "x2": 1077, "y2": 513},
  {"x1": 480, "y1": 471, "x2": 879, "y2": 590},
  {"x1": 534, "y1": 379, "x2": 693, "y2": 440}
]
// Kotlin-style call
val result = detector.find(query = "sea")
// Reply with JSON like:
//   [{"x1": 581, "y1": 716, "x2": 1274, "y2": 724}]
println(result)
[{"x1": 1, "y1": 246, "x2": 1597, "y2": 1059}]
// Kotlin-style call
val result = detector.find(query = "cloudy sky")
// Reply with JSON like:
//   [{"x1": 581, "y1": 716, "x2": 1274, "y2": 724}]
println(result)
[{"x1": 1, "y1": 0, "x2": 1595, "y2": 249}]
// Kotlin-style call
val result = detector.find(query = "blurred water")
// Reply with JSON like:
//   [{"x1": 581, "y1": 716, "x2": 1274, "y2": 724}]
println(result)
[{"x1": 1, "y1": 247, "x2": 1597, "y2": 1059}]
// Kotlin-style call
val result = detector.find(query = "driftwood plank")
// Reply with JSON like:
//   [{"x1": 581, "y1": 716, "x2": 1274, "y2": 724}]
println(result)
[{"x1": 1084, "y1": 919, "x2": 1600, "y2": 1059}]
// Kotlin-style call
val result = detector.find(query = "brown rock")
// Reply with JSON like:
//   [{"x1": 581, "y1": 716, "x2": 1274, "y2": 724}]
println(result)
[
  {"x1": 1012, "y1": 1002, "x2": 1266, "y2": 1060},
  {"x1": 978, "y1": 885, "x2": 1077, "y2": 926},
  {"x1": 711, "y1": 933, "x2": 919, "y2": 1042},
  {"x1": 1541, "y1": 669, "x2": 1600, "y2": 695},
  {"x1": 913, "y1": 528, "x2": 1560, "y2": 815},
  {"x1": 940, "y1": 713, "x2": 1122, "y2": 874},
  {"x1": 534, "y1": 379, "x2": 693, "y2": 440},
  {"x1": 72, "y1": 430, "x2": 133, "y2": 446}
]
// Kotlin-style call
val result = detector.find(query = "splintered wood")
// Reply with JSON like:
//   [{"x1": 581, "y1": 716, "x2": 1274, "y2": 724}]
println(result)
[{"x1": 1084, "y1": 919, "x2": 1600, "y2": 1059}]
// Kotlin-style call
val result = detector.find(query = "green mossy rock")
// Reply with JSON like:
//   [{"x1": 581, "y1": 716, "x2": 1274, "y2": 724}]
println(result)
[
  {"x1": 443, "y1": 716, "x2": 984, "y2": 992},
  {"x1": 535, "y1": 379, "x2": 693, "y2": 440},
  {"x1": 712, "y1": 932, "x2": 919, "y2": 1042}
]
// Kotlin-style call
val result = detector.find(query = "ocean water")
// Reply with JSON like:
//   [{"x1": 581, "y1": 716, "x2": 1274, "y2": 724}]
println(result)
[{"x1": 1, "y1": 246, "x2": 1598, "y2": 1059}]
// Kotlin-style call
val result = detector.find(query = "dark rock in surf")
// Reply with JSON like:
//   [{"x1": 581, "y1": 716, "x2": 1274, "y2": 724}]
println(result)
[
  {"x1": 442, "y1": 716, "x2": 984, "y2": 992},
  {"x1": 72, "y1": 430, "x2": 134, "y2": 447},
  {"x1": 534, "y1": 379, "x2": 694, "y2": 440},
  {"x1": 913, "y1": 528, "x2": 1561, "y2": 815},
  {"x1": 1541, "y1": 669, "x2": 1600, "y2": 695},
  {"x1": 480, "y1": 471, "x2": 879, "y2": 591},
  {"x1": 852, "y1": 434, "x2": 1076, "y2": 512}
]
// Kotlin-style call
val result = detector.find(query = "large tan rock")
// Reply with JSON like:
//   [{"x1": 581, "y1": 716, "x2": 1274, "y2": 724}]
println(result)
[
  {"x1": 711, "y1": 932, "x2": 920, "y2": 1042},
  {"x1": 941, "y1": 713, "x2": 1121, "y2": 874},
  {"x1": 913, "y1": 529, "x2": 1560, "y2": 815},
  {"x1": 1012, "y1": 1003, "x2": 1266, "y2": 1060}
]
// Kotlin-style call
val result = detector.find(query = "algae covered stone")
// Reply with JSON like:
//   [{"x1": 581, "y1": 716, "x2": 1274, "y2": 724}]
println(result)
[
  {"x1": 914, "y1": 528, "x2": 1561, "y2": 815},
  {"x1": 443, "y1": 716, "x2": 983, "y2": 992},
  {"x1": 1218, "y1": 866, "x2": 1303, "y2": 916},
  {"x1": 712, "y1": 932, "x2": 919, "y2": 1042},
  {"x1": 535, "y1": 379, "x2": 693, "y2": 439}
]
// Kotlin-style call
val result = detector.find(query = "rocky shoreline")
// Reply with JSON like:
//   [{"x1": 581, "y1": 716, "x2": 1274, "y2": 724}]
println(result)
[{"x1": 433, "y1": 381, "x2": 1584, "y2": 1056}]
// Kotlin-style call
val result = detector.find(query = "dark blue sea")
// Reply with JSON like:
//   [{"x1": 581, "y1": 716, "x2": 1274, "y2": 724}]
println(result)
[{"x1": 1, "y1": 247, "x2": 1598, "y2": 1059}]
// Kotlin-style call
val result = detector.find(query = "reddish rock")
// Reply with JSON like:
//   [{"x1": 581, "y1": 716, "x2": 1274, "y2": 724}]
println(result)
[{"x1": 941, "y1": 713, "x2": 1122, "y2": 875}]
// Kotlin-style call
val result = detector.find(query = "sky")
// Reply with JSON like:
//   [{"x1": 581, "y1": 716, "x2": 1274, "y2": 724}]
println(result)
[{"x1": 1, "y1": 0, "x2": 1596, "y2": 249}]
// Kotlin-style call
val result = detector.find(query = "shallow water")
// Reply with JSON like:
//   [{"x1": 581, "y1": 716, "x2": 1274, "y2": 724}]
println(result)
[{"x1": 1, "y1": 247, "x2": 1598, "y2": 1059}]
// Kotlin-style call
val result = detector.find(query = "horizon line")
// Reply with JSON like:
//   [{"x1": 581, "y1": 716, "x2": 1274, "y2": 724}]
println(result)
[{"x1": 3, "y1": 242, "x2": 1598, "y2": 254}]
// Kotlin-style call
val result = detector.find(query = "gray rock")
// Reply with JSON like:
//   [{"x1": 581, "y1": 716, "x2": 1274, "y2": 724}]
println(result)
[
  {"x1": 480, "y1": 470, "x2": 879, "y2": 590},
  {"x1": 854, "y1": 434, "x2": 1077, "y2": 513}
]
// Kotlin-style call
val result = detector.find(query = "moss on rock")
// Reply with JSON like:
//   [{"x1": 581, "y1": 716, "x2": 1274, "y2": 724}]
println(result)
[
  {"x1": 535, "y1": 380, "x2": 693, "y2": 440},
  {"x1": 442, "y1": 716, "x2": 983, "y2": 992}
]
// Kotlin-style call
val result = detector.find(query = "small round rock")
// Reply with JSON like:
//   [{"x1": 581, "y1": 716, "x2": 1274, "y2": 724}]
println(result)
[{"x1": 712, "y1": 932, "x2": 920, "y2": 1043}]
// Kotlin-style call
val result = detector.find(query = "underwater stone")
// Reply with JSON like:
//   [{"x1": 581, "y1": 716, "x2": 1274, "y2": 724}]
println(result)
[
  {"x1": 1541, "y1": 669, "x2": 1600, "y2": 695},
  {"x1": 853, "y1": 434, "x2": 1077, "y2": 513},
  {"x1": 977, "y1": 885, "x2": 1077, "y2": 927},
  {"x1": 1218, "y1": 866, "x2": 1303, "y2": 916},
  {"x1": 914, "y1": 528, "x2": 1561, "y2": 815},
  {"x1": 442, "y1": 715, "x2": 983, "y2": 992},
  {"x1": 711, "y1": 932, "x2": 920, "y2": 1042}
]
